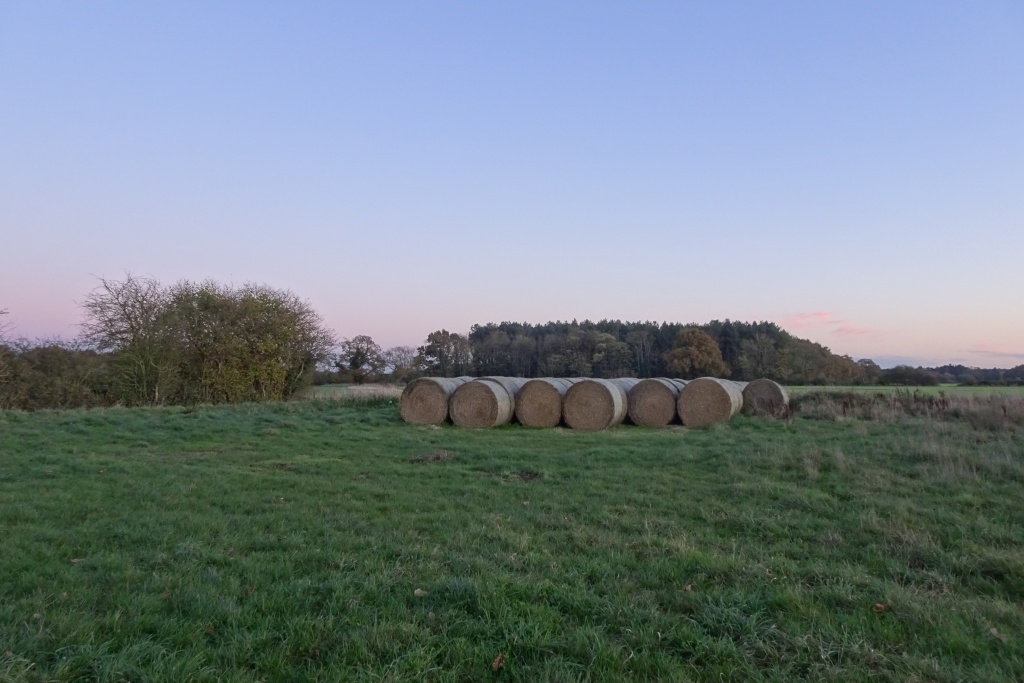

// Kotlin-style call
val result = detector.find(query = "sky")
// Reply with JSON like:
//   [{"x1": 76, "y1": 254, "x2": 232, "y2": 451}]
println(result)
[{"x1": 1, "y1": 1, "x2": 1022, "y2": 368}]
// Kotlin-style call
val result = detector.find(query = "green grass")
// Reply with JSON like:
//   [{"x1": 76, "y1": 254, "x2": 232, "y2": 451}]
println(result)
[{"x1": 2, "y1": 400, "x2": 1023, "y2": 681}]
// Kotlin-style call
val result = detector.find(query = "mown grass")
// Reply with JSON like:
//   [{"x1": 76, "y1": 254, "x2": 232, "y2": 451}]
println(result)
[{"x1": 1, "y1": 398, "x2": 1023, "y2": 681}]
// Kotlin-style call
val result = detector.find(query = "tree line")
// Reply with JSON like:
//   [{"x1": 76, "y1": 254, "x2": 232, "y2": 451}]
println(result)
[
  {"x1": 325, "y1": 319, "x2": 866, "y2": 385},
  {"x1": 326, "y1": 319, "x2": 1024, "y2": 387},
  {"x1": 5, "y1": 288, "x2": 1022, "y2": 410}
]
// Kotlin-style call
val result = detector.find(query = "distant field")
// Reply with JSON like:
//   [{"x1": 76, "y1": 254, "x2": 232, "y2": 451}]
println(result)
[
  {"x1": 2, "y1": 397, "x2": 1023, "y2": 680},
  {"x1": 308, "y1": 382, "x2": 1024, "y2": 400},
  {"x1": 307, "y1": 383, "x2": 403, "y2": 400},
  {"x1": 789, "y1": 384, "x2": 1024, "y2": 396}
]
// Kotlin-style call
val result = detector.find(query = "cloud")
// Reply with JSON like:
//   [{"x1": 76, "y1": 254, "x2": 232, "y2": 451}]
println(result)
[
  {"x1": 782, "y1": 312, "x2": 833, "y2": 328},
  {"x1": 831, "y1": 325, "x2": 876, "y2": 336},
  {"x1": 781, "y1": 312, "x2": 880, "y2": 337}
]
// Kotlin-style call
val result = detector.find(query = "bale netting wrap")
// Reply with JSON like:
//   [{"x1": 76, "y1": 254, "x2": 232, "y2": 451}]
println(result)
[
  {"x1": 515, "y1": 378, "x2": 578, "y2": 428},
  {"x1": 449, "y1": 376, "x2": 526, "y2": 428},
  {"x1": 608, "y1": 378, "x2": 640, "y2": 423},
  {"x1": 479, "y1": 376, "x2": 528, "y2": 402},
  {"x1": 628, "y1": 378, "x2": 688, "y2": 427},
  {"x1": 609, "y1": 377, "x2": 640, "y2": 394},
  {"x1": 400, "y1": 376, "x2": 474, "y2": 425},
  {"x1": 677, "y1": 377, "x2": 744, "y2": 427},
  {"x1": 742, "y1": 378, "x2": 790, "y2": 418},
  {"x1": 563, "y1": 378, "x2": 630, "y2": 431}
]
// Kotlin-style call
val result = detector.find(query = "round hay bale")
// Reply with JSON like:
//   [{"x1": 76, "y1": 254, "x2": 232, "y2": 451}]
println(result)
[
  {"x1": 677, "y1": 377, "x2": 744, "y2": 427},
  {"x1": 742, "y1": 378, "x2": 790, "y2": 418},
  {"x1": 400, "y1": 376, "x2": 473, "y2": 425},
  {"x1": 563, "y1": 378, "x2": 629, "y2": 431},
  {"x1": 628, "y1": 378, "x2": 688, "y2": 427},
  {"x1": 449, "y1": 377, "x2": 525, "y2": 428},
  {"x1": 515, "y1": 378, "x2": 578, "y2": 428},
  {"x1": 478, "y1": 376, "x2": 527, "y2": 403}
]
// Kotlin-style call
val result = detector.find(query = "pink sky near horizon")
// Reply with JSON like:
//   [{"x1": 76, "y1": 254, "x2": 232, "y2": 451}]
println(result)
[{"x1": 3, "y1": 277, "x2": 1022, "y2": 369}]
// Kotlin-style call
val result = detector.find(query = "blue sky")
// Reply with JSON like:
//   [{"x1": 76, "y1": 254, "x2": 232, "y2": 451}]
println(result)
[{"x1": 2, "y1": 1, "x2": 1022, "y2": 367}]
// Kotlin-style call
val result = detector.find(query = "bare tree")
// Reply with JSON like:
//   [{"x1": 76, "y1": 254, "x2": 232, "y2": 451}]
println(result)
[
  {"x1": 383, "y1": 345, "x2": 419, "y2": 383},
  {"x1": 626, "y1": 330, "x2": 655, "y2": 378},
  {"x1": 80, "y1": 274, "x2": 177, "y2": 404}
]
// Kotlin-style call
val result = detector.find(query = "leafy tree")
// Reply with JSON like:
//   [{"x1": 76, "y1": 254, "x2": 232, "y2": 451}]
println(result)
[
  {"x1": 507, "y1": 335, "x2": 537, "y2": 377},
  {"x1": 739, "y1": 332, "x2": 785, "y2": 379},
  {"x1": 826, "y1": 354, "x2": 866, "y2": 385},
  {"x1": 879, "y1": 366, "x2": 940, "y2": 386},
  {"x1": 1, "y1": 310, "x2": 116, "y2": 409},
  {"x1": 472, "y1": 330, "x2": 514, "y2": 376},
  {"x1": 166, "y1": 281, "x2": 334, "y2": 402},
  {"x1": 782, "y1": 337, "x2": 835, "y2": 385},
  {"x1": 662, "y1": 329, "x2": 729, "y2": 379},
  {"x1": 716, "y1": 320, "x2": 742, "y2": 377},
  {"x1": 537, "y1": 326, "x2": 593, "y2": 377},
  {"x1": 591, "y1": 333, "x2": 634, "y2": 378},
  {"x1": 0, "y1": 347, "x2": 14, "y2": 408},
  {"x1": 337, "y1": 335, "x2": 385, "y2": 384},
  {"x1": 417, "y1": 330, "x2": 472, "y2": 376},
  {"x1": 0, "y1": 340, "x2": 113, "y2": 410},
  {"x1": 857, "y1": 358, "x2": 882, "y2": 384},
  {"x1": 0, "y1": 310, "x2": 16, "y2": 407}
]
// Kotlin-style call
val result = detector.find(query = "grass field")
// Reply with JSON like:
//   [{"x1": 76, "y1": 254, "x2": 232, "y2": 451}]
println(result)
[
  {"x1": 307, "y1": 384, "x2": 404, "y2": 400},
  {"x1": 789, "y1": 384, "x2": 1024, "y2": 396},
  {"x1": 2, "y1": 396, "x2": 1023, "y2": 681},
  {"x1": 310, "y1": 382, "x2": 1024, "y2": 400}
]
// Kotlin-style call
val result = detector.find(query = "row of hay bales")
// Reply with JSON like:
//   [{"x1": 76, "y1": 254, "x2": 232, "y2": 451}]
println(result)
[{"x1": 400, "y1": 376, "x2": 789, "y2": 431}]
